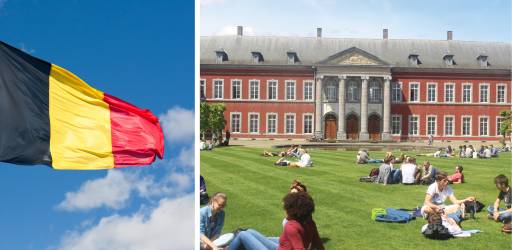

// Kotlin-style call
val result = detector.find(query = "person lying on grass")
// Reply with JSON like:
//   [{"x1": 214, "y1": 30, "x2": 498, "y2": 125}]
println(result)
[
  {"x1": 421, "y1": 210, "x2": 463, "y2": 236},
  {"x1": 227, "y1": 192, "x2": 324, "y2": 250},
  {"x1": 487, "y1": 174, "x2": 512, "y2": 224},
  {"x1": 200, "y1": 192, "x2": 227, "y2": 250},
  {"x1": 275, "y1": 149, "x2": 312, "y2": 168},
  {"x1": 262, "y1": 150, "x2": 286, "y2": 157},
  {"x1": 421, "y1": 171, "x2": 475, "y2": 221},
  {"x1": 448, "y1": 165, "x2": 465, "y2": 184}
]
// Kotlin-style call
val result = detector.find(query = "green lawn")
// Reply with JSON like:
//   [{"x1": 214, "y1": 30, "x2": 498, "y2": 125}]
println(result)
[{"x1": 201, "y1": 146, "x2": 512, "y2": 249}]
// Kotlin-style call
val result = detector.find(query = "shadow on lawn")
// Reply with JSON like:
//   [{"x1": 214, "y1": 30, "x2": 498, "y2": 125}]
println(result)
[{"x1": 321, "y1": 237, "x2": 331, "y2": 244}]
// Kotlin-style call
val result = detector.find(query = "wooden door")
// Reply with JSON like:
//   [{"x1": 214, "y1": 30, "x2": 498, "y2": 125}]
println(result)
[
  {"x1": 368, "y1": 114, "x2": 381, "y2": 141},
  {"x1": 324, "y1": 114, "x2": 337, "y2": 140},
  {"x1": 346, "y1": 114, "x2": 359, "y2": 140}
]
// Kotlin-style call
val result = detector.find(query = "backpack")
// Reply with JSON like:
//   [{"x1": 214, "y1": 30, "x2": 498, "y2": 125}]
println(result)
[
  {"x1": 463, "y1": 200, "x2": 485, "y2": 214},
  {"x1": 374, "y1": 208, "x2": 413, "y2": 223},
  {"x1": 369, "y1": 168, "x2": 379, "y2": 177},
  {"x1": 359, "y1": 176, "x2": 375, "y2": 183},
  {"x1": 423, "y1": 224, "x2": 452, "y2": 240}
]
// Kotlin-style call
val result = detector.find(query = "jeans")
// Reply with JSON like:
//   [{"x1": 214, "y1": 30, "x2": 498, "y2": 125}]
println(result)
[
  {"x1": 228, "y1": 229, "x2": 278, "y2": 250},
  {"x1": 368, "y1": 159, "x2": 384, "y2": 163},
  {"x1": 487, "y1": 206, "x2": 512, "y2": 222}
]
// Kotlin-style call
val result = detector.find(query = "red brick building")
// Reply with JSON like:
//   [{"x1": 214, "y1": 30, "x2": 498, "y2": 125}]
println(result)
[{"x1": 200, "y1": 28, "x2": 511, "y2": 142}]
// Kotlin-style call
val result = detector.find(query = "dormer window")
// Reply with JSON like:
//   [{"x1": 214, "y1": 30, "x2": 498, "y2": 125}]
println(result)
[
  {"x1": 477, "y1": 55, "x2": 490, "y2": 68},
  {"x1": 408, "y1": 54, "x2": 422, "y2": 66},
  {"x1": 287, "y1": 51, "x2": 300, "y2": 64},
  {"x1": 443, "y1": 54, "x2": 456, "y2": 66},
  {"x1": 251, "y1": 52, "x2": 264, "y2": 63},
  {"x1": 215, "y1": 50, "x2": 228, "y2": 63}
]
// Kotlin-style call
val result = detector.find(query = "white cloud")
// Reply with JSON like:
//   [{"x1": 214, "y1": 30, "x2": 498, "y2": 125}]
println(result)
[
  {"x1": 200, "y1": 0, "x2": 225, "y2": 7},
  {"x1": 216, "y1": 25, "x2": 255, "y2": 36},
  {"x1": 56, "y1": 195, "x2": 194, "y2": 250},
  {"x1": 19, "y1": 43, "x2": 36, "y2": 54},
  {"x1": 159, "y1": 107, "x2": 194, "y2": 143},
  {"x1": 57, "y1": 170, "x2": 155, "y2": 211},
  {"x1": 177, "y1": 146, "x2": 194, "y2": 168}
]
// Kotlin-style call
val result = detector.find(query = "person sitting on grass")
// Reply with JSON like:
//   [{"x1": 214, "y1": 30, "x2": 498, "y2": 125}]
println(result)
[
  {"x1": 487, "y1": 174, "x2": 512, "y2": 224},
  {"x1": 275, "y1": 149, "x2": 312, "y2": 168},
  {"x1": 483, "y1": 146, "x2": 492, "y2": 159},
  {"x1": 227, "y1": 192, "x2": 324, "y2": 250},
  {"x1": 286, "y1": 145, "x2": 302, "y2": 158},
  {"x1": 418, "y1": 161, "x2": 437, "y2": 185},
  {"x1": 375, "y1": 157, "x2": 393, "y2": 185},
  {"x1": 490, "y1": 144, "x2": 499, "y2": 157},
  {"x1": 465, "y1": 145, "x2": 474, "y2": 158},
  {"x1": 459, "y1": 145, "x2": 466, "y2": 158},
  {"x1": 421, "y1": 171, "x2": 475, "y2": 222},
  {"x1": 356, "y1": 149, "x2": 384, "y2": 164},
  {"x1": 447, "y1": 165, "x2": 464, "y2": 184},
  {"x1": 200, "y1": 192, "x2": 227, "y2": 250},
  {"x1": 446, "y1": 145, "x2": 455, "y2": 157},
  {"x1": 401, "y1": 157, "x2": 419, "y2": 185}
]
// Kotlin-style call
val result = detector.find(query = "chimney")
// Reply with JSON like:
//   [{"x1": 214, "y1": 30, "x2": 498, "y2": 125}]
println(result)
[
  {"x1": 383, "y1": 29, "x2": 388, "y2": 39},
  {"x1": 237, "y1": 26, "x2": 243, "y2": 36},
  {"x1": 317, "y1": 27, "x2": 322, "y2": 38},
  {"x1": 447, "y1": 31, "x2": 453, "y2": 40}
]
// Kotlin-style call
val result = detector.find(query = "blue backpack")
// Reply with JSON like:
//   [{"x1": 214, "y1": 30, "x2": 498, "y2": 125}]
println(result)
[{"x1": 375, "y1": 208, "x2": 413, "y2": 223}]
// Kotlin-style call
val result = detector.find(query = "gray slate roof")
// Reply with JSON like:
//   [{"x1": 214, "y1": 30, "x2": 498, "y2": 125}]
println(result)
[{"x1": 201, "y1": 36, "x2": 512, "y2": 70}]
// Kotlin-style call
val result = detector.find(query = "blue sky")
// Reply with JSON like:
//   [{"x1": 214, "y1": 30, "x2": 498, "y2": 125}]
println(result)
[
  {"x1": 0, "y1": 1, "x2": 194, "y2": 249},
  {"x1": 201, "y1": 0, "x2": 511, "y2": 42}
]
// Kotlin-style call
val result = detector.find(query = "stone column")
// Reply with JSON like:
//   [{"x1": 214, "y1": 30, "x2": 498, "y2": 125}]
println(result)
[
  {"x1": 314, "y1": 76, "x2": 323, "y2": 138},
  {"x1": 382, "y1": 76, "x2": 392, "y2": 141},
  {"x1": 359, "y1": 76, "x2": 369, "y2": 140},
  {"x1": 337, "y1": 75, "x2": 346, "y2": 140}
]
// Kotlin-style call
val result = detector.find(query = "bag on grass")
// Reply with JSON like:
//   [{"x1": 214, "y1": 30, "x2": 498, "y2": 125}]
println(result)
[
  {"x1": 375, "y1": 208, "x2": 413, "y2": 223},
  {"x1": 423, "y1": 224, "x2": 452, "y2": 240},
  {"x1": 369, "y1": 168, "x2": 379, "y2": 177},
  {"x1": 371, "y1": 208, "x2": 387, "y2": 220},
  {"x1": 463, "y1": 200, "x2": 485, "y2": 213}
]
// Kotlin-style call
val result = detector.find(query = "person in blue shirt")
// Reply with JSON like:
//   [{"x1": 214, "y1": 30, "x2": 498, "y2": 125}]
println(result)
[{"x1": 200, "y1": 192, "x2": 227, "y2": 250}]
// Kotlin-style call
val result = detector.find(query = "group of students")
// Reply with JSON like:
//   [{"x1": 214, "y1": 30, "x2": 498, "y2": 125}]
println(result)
[
  {"x1": 457, "y1": 144, "x2": 501, "y2": 159},
  {"x1": 199, "y1": 180, "x2": 324, "y2": 250},
  {"x1": 262, "y1": 145, "x2": 313, "y2": 168}
]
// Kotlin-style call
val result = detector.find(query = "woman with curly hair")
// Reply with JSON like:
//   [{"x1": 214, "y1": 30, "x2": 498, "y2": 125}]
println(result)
[{"x1": 228, "y1": 192, "x2": 324, "y2": 250}]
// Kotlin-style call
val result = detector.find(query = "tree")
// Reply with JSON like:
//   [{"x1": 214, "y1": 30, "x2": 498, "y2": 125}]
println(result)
[
  {"x1": 199, "y1": 102, "x2": 226, "y2": 142},
  {"x1": 499, "y1": 110, "x2": 512, "y2": 144}
]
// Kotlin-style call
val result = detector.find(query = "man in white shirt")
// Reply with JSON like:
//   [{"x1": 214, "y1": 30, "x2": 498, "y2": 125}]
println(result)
[
  {"x1": 275, "y1": 149, "x2": 312, "y2": 168},
  {"x1": 401, "y1": 157, "x2": 419, "y2": 184}
]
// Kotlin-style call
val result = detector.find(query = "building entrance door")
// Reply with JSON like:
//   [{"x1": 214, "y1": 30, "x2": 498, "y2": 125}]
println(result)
[
  {"x1": 324, "y1": 114, "x2": 337, "y2": 140},
  {"x1": 346, "y1": 114, "x2": 359, "y2": 140},
  {"x1": 368, "y1": 114, "x2": 381, "y2": 141}
]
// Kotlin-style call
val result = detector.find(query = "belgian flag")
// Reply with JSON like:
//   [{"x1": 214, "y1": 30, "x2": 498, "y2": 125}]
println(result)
[{"x1": 0, "y1": 41, "x2": 164, "y2": 170}]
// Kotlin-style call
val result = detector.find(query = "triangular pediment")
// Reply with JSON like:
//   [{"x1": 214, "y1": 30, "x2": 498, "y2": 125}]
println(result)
[{"x1": 317, "y1": 47, "x2": 390, "y2": 66}]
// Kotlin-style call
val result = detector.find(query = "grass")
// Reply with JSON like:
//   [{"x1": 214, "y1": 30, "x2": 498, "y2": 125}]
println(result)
[{"x1": 201, "y1": 146, "x2": 512, "y2": 249}]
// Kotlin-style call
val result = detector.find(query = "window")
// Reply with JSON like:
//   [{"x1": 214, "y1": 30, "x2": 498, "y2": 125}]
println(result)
[
  {"x1": 497, "y1": 117, "x2": 504, "y2": 135},
  {"x1": 444, "y1": 83, "x2": 454, "y2": 102},
  {"x1": 200, "y1": 79, "x2": 205, "y2": 99},
  {"x1": 303, "y1": 114, "x2": 313, "y2": 134},
  {"x1": 285, "y1": 114, "x2": 295, "y2": 134},
  {"x1": 408, "y1": 116, "x2": 419, "y2": 135},
  {"x1": 462, "y1": 84, "x2": 472, "y2": 103},
  {"x1": 346, "y1": 80, "x2": 360, "y2": 102},
  {"x1": 267, "y1": 80, "x2": 278, "y2": 100},
  {"x1": 479, "y1": 84, "x2": 489, "y2": 103},
  {"x1": 391, "y1": 115, "x2": 401, "y2": 135},
  {"x1": 249, "y1": 113, "x2": 259, "y2": 133},
  {"x1": 462, "y1": 116, "x2": 471, "y2": 136},
  {"x1": 427, "y1": 83, "x2": 437, "y2": 102},
  {"x1": 392, "y1": 82, "x2": 402, "y2": 102},
  {"x1": 249, "y1": 80, "x2": 260, "y2": 100},
  {"x1": 444, "y1": 116, "x2": 454, "y2": 136},
  {"x1": 231, "y1": 113, "x2": 241, "y2": 133},
  {"x1": 213, "y1": 79, "x2": 223, "y2": 99},
  {"x1": 479, "y1": 117, "x2": 488, "y2": 136},
  {"x1": 325, "y1": 84, "x2": 337, "y2": 102},
  {"x1": 369, "y1": 79, "x2": 382, "y2": 102},
  {"x1": 303, "y1": 81, "x2": 313, "y2": 100},
  {"x1": 267, "y1": 114, "x2": 277, "y2": 134},
  {"x1": 497, "y1": 85, "x2": 506, "y2": 103},
  {"x1": 409, "y1": 83, "x2": 419, "y2": 102},
  {"x1": 427, "y1": 116, "x2": 436, "y2": 135},
  {"x1": 231, "y1": 80, "x2": 241, "y2": 99},
  {"x1": 285, "y1": 81, "x2": 296, "y2": 100}
]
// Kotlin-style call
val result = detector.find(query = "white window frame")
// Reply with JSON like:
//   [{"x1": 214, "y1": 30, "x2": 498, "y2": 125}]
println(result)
[
  {"x1": 285, "y1": 80, "x2": 296, "y2": 101},
  {"x1": 302, "y1": 113, "x2": 314, "y2": 134},
  {"x1": 392, "y1": 81, "x2": 402, "y2": 103},
  {"x1": 249, "y1": 79, "x2": 260, "y2": 100},
  {"x1": 426, "y1": 115, "x2": 437, "y2": 136},
  {"x1": 462, "y1": 83, "x2": 472, "y2": 103},
  {"x1": 267, "y1": 80, "x2": 279, "y2": 100},
  {"x1": 496, "y1": 83, "x2": 507, "y2": 103},
  {"x1": 409, "y1": 82, "x2": 420, "y2": 102},
  {"x1": 479, "y1": 116, "x2": 489, "y2": 136},
  {"x1": 303, "y1": 80, "x2": 314, "y2": 101},
  {"x1": 200, "y1": 79, "x2": 206, "y2": 98},
  {"x1": 266, "y1": 113, "x2": 278, "y2": 134},
  {"x1": 285, "y1": 113, "x2": 296, "y2": 134},
  {"x1": 427, "y1": 82, "x2": 437, "y2": 102},
  {"x1": 444, "y1": 82, "x2": 455, "y2": 103},
  {"x1": 496, "y1": 116, "x2": 505, "y2": 136},
  {"x1": 230, "y1": 112, "x2": 242, "y2": 133},
  {"x1": 213, "y1": 79, "x2": 224, "y2": 99},
  {"x1": 443, "y1": 115, "x2": 455, "y2": 136},
  {"x1": 248, "y1": 112, "x2": 260, "y2": 134},
  {"x1": 479, "y1": 83, "x2": 489, "y2": 103},
  {"x1": 461, "y1": 116, "x2": 472, "y2": 136},
  {"x1": 408, "y1": 115, "x2": 420, "y2": 135},
  {"x1": 231, "y1": 79, "x2": 242, "y2": 99},
  {"x1": 391, "y1": 114, "x2": 402, "y2": 135}
]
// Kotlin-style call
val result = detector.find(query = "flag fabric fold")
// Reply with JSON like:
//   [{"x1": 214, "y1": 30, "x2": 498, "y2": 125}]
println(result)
[{"x1": 0, "y1": 41, "x2": 164, "y2": 170}]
